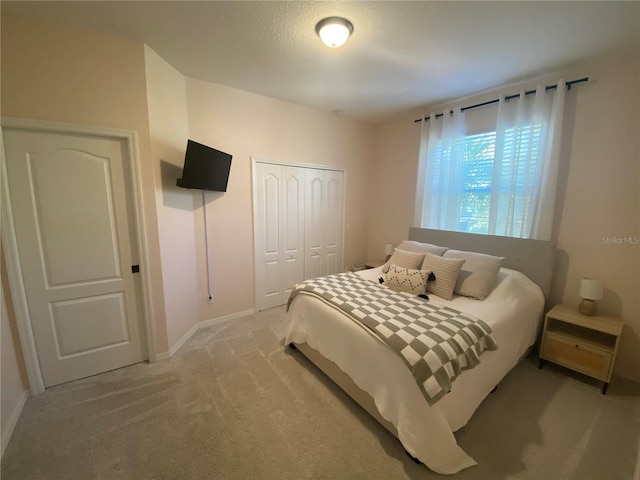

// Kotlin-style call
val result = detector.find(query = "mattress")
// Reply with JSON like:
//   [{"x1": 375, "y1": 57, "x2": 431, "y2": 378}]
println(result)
[{"x1": 284, "y1": 266, "x2": 544, "y2": 474}]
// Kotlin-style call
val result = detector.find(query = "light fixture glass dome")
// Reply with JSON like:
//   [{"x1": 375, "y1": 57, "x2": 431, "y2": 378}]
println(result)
[{"x1": 315, "y1": 17, "x2": 354, "y2": 48}]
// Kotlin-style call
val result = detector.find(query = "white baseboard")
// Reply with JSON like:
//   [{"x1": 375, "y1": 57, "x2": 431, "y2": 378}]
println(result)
[
  {"x1": 200, "y1": 308, "x2": 256, "y2": 328},
  {"x1": 167, "y1": 308, "x2": 257, "y2": 358},
  {"x1": 168, "y1": 321, "x2": 201, "y2": 358},
  {"x1": 154, "y1": 351, "x2": 171, "y2": 362},
  {"x1": 1, "y1": 390, "x2": 29, "y2": 458}
]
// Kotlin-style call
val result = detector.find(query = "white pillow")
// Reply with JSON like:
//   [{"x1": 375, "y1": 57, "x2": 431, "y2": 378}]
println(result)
[
  {"x1": 396, "y1": 240, "x2": 448, "y2": 257},
  {"x1": 382, "y1": 249, "x2": 425, "y2": 273},
  {"x1": 384, "y1": 264, "x2": 432, "y2": 295},
  {"x1": 443, "y1": 250, "x2": 505, "y2": 300},
  {"x1": 421, "y1": 253, "x2": 465, "y2": 301}
]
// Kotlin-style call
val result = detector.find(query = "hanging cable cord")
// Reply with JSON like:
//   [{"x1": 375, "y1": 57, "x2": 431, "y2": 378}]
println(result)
[
  {"x1": 414, "y1": 77, "x2": 589, "y2": 123},
  {"x1": 203, "y1": 190, "x2": 213, "y2": 303}
]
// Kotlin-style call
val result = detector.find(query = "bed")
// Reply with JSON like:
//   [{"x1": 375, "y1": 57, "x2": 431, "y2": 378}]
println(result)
[{"x1": 284, "y1": 228, "x2": 556, "y2": 474}]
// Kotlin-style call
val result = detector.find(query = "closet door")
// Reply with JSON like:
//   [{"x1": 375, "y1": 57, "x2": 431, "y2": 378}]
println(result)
[
  {"x1": 280, "y1": 166, "x2": 305, "y2": 299},
  {"x1": 254, "y1": 163, "x2": 305, "y2": 310},
  {"x1": 304, "y1": 169, "x2": 325, "y2": 280},
  {"x1": 324, "y1": 170, "x2": 344, "y2": 275},
  {"x1": 254, "y1": 161, "x2": 344, "y2": 310},
  {"x1": 254, "y1": 163, "x2": 283, "y2": 310},
  {"x1": 304, "y1": 168, "x2": 344, "y2": 279}
]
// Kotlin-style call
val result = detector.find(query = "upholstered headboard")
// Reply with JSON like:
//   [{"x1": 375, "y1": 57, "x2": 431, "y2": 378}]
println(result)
[{"x1": 408, "y1": 227, "x2": 556, "y2": 299}]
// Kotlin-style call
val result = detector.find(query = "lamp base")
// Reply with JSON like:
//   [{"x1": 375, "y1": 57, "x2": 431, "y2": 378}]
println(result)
[{"x1": 579, "y1": 299, "x2": 598, "y2": 316}]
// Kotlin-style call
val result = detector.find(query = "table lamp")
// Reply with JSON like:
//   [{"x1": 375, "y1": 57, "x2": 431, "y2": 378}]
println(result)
[{"x1": 579, "y1": 277, "x2": 603, "y2": 316}]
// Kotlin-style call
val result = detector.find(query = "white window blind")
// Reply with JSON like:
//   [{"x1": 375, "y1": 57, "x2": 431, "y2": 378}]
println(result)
[{"x1": 460, "y1": 131, "x2": 495, "y2": 234}]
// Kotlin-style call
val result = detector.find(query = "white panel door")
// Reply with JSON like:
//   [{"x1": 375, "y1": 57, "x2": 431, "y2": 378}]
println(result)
[
  {"x1": 3, "y1": 129, "x2": 147, "y2": 387},
  {"x1": 254, "y1": 163, "x2": 283, "y2": 310},
  {"x1": 304, "y1": 169, "x2": 325, "y2": 280},
  {"x1": 324, "y1": 170, "x2": 344, "y2": 275},
  {"x1": 304, "y1": 168, "x2": 344, "y2": 279},
  {"x1": 254, "y1": 163, "x2": 306, "y2": 310},
  {"x1": 280, "y1": 166, "x2": 305, "y2": 299}
]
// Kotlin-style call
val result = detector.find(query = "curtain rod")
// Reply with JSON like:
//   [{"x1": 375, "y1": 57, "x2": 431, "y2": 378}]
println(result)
[{"x1": 413, "y1": 77, "x2": 589, "y2": 123}]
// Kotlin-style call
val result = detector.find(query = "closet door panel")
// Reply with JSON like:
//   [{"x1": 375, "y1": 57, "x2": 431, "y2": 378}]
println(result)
[
  {"x1": 281, "y1": 166, "x2": 305, "y2": 298},
  {"x1": 254, "y1": 163, "x2": 283, "y2": 310},
  {"x1": 304, "y1": 169, "x2": 325, "y2": 280},
  {"x1": 324, "y1": 170, "x2": 344, "y2": 275},
  {"x1": 264, "y1": 260, "x2": 281, "y2": 303}
]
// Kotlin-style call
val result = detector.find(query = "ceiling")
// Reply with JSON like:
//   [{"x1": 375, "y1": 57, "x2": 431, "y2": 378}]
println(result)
[{"x1": 3, "y1": 1, "x2": 639, "y2": 122}]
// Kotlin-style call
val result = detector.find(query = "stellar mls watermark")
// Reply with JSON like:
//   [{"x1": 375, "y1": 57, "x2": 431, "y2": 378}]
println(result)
[{"x1": 602, "y1": 235, "x2": 639, "y2": 245}]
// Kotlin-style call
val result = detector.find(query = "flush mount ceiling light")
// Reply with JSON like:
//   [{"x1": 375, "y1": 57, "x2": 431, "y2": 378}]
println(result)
[{"x1": 315, "y1": 17, "x2": 354, "y2": 48}]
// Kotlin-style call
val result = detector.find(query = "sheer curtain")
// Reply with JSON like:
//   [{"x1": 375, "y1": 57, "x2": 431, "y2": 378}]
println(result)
[
  {"x1": 488, "y1": 80, "x2": 565, "y2": 240},
  {"x1": 414, "y1": 107, "x2": 466, "y2": 230}
]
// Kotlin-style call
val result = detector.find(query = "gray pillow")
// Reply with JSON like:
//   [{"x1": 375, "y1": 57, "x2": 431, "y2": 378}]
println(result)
[
  {"x1": 382, "y1": 249, "x2": 425, "y2": 273},
  {"x1": 421, "y1": 253, "x2": 465, "y2": 301},
  {"x1": 443, "y1": 250, "x2": 505, "y2": 300},
  {"x1": 396, "y1": 240, "x2": 448, "y2": 257}
]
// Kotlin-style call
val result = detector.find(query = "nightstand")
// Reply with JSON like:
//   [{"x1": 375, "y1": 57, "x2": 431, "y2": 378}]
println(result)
[
  {"x1": 539, "y1": 304, "x2": 624, "y2": 394},
  {"x1": 364, "y1": 261, "x2": 383, "y2": 269}
]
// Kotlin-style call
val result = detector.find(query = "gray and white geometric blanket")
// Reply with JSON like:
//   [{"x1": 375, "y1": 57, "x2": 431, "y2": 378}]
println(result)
[{"x1": 287, "y1": 272, "x2": 498, "y2": 406}]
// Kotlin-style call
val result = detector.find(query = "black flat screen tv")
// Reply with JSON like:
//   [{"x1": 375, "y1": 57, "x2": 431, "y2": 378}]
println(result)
[{"x1": 176, "y1": 140, "x2": 232, "y2": 192}]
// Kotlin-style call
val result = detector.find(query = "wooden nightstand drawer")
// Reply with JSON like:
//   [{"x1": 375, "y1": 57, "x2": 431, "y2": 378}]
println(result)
[
  {"x1": 541, "y1": 332, "x2": 612, "y2": 381},
  {"x1": 539, "y1": 304, "x2": 624, "y2": 394}
]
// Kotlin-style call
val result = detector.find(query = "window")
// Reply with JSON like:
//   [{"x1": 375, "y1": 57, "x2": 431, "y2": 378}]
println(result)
[
  {"x1": 416, "y1": 83, "x2": 565, "y2": 241},
  {"x1": 454, "y1": 125, "x2": 544, "y2": 235}
]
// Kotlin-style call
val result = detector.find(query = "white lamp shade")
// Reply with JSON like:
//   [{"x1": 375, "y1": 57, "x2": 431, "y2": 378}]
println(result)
[
  {"x1": 316, "y1": 17, "x2": 354, "y2": 48},
  {"x1": 384, "y1": 243, "x2": 395, "y2": 256},
  {"x1": 579, "y1": 277, "x2": 603, "y2": 300}
]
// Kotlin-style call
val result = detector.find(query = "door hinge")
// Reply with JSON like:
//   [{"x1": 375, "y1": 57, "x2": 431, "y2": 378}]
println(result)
[{"x1": 131, "y1": 265, "x2": 140, "y2": 273}]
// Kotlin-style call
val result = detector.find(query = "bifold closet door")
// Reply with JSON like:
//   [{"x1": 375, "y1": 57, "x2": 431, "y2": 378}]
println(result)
[
  {"x1": 304, "y1": 169, "x2": 325, "y2": 280},
  {"x1": 280, "y1": 166, "x2": 305, "y2": 300},
  {"x1": 254, "y1": 163, "x2": 304, "y2": 310},
  {"x1": 254, "y1": 162, "x2": 343, "y2": 311},
  {"x1": 304, "y1": 168, "x2": 344, "y2": 279},
  {"x1": 323, "y1": 170, "x2": 344, "y2": 276}
]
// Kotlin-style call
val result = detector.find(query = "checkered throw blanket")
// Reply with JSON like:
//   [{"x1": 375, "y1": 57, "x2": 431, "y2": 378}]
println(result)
[{"x1": 287, "y1": 272, "x2": 498, "y2": 406}]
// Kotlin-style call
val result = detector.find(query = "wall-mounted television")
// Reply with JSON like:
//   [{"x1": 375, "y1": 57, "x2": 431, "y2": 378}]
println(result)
[{"x1": 176, "y1": 140, "x2": 232, "y2": 192}]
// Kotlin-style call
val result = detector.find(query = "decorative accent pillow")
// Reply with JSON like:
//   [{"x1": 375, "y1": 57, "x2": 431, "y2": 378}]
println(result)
[
  {"x1": 382, "y1": 249, "x2": 425, "y2": 273},
  {"x1": 443, "y1": 250, "x2": 505, "y2": 300},
  {"x1": 421, "y1": 253, "x2": 465, "y2": 300},
  {"x1": 384, "y1": 264, "x2": 432, "y2": 295},
  {"x1": 396, "y1": 240, "x2": 448, "y2": 257}
]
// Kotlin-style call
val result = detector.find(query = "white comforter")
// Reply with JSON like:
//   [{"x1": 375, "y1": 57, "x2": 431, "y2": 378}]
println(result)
[{"x1": 284, "y1": 267, "x2": 544, "y2": 474}]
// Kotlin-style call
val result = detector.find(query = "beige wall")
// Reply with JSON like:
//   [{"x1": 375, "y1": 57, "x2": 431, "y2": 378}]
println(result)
[
  {"x1": 554, "y1": 51, "x2": 639, "y2": 381},
  {"x1": 368, "y1": 50, "x2": 640, "y2": 381},
  {"x1": 366, "y1": 116, "x2": 422, "y2": 260},
  {"x1": 185, "y1": 78, "x2": 374, "y2": 320},
  {"x1": 144, "y1": 46, "x2": 200, "y2": 349},
  {"x1": 1, "y1": 252, "x2": 29, "y2": 455}
]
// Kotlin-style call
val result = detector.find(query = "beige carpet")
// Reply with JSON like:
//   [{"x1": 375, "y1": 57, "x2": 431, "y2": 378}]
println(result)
[{"x1": 2, "y1": 306, "x2": 639, "y2": 480}]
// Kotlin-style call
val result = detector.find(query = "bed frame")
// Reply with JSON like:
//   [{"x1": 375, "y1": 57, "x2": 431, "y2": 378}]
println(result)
[{"x1": 291, "y1": 228, "x2": 556, "y2": 458}]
